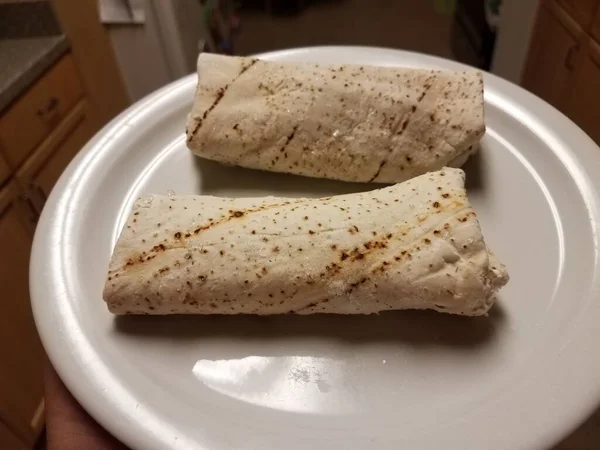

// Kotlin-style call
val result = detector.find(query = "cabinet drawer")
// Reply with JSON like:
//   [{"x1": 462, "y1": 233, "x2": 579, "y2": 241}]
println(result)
[
  {"x1": 18, "y1": 100, "x2": 94, "y2": 204},
  {"x1": 0, "y1": 53, "x2": 84, "y2": 170}
]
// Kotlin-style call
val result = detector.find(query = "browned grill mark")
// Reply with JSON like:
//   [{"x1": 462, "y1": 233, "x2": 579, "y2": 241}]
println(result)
[
  {"x1": 189, "y1": 200, "x2": 303, "y2": 236},
  {"x1": 121, "y1": 199, "x2": 308, "y2": 272},
  {"x1": 294, "y1": 298, "x2": 329, "y2": 313},
  {"x1": 376, "y1": 77, "x2": 433, "y2": 180},
  {"x1": 417, "y1": 89, "x2": 428, "y2": 102},
  {"x1": 346, "y1": 277, "x2": 369, "y2": 294},
  {"x1": 368, "y1": 160, "x2": 386, "y2": 182},
  {"x1": 279, "y1": 125, "x2": 299, "y2": 155},
  {"x1": 152, "y1": 244, "x2": 166, "y2": 252},
  {"x1": 400, "y1": 119, "x2": 410, "y2": 132},
  {"x1": 187, "y1": 120, "x2": 203, "y2": 142},
  {"x1": 187, "y1": 59, "x2": 259, "y2": 142},
  {"x1": 328, "y1": 233, "x2": 395, "y2": 279},
  {"x1": 239, "y1": 58, "x2": 259, "y2": 76},
  {"x1": 396, "y1": 77, "x2": 434, "y2": 137},
  {"x1": 202, "y1": 88, "x2": 226, "y2": 120}
]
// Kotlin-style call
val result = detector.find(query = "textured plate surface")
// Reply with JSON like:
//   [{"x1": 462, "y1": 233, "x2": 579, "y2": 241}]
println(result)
[{"x1": 31, "y1": 47, "x2": 600, "y2": 450}]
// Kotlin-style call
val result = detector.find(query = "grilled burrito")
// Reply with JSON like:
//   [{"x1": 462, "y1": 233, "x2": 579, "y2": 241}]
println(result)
[
  {"x1": 186, "y1": 54, "x2": 485, "y2": 183},
  {"x1": 104, "y1": 168, "x2": 508, "y2": 316}
]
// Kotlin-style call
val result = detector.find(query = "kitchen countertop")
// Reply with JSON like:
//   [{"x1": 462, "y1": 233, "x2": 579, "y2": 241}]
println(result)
[{"x1": 0, "y1": 34, "x2": 69, "y2": 114}]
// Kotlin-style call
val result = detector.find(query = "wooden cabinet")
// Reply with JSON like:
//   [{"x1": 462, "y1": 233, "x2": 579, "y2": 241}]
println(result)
[
  {"x1": 0, "y1": 52, "x2": 119, "y2": 450},
  {"x1": 0, "y1": 55, "x2": 114, "y2": 450},
  {"x1": 0, "y1": 55, "x2": 84, "y2": 169},
  {"x1": 562, "y1": 39, "x2": 600, "y2": 144},
  {"x1": 522, "y1": 4, "x2": 581, "y2": 109},
  {"x1": 523, "y1": 0, "x2": 600, "y2": 147},
  {"x1": 0, "y1": 182, "x2": 44, "y2": 447},
  {"x1": 555, "y1": 0, "x2": 598, "y2": 27},
  {"x1": 0, "y1": 419, "x2": 26, "y2": 450},
  {"x1": 0, "y1": 3, "x2": 129, "y2": 447},
  {"x1": 592, "y1": 5, "x2": 600, "y2": 43},
  {"x1": 1, "y1": 99, "x2": 97, "y2": 449}
]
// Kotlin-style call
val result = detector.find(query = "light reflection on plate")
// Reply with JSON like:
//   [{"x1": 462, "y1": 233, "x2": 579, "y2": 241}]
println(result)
[{"x1": 192, "y1": 356, "x2": 360, "y2": 413}]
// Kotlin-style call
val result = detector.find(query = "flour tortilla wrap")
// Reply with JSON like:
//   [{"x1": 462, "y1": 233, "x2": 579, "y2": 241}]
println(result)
[
  {"x1": 186, "y1": 54, "x2": 485, "y2": 183},
  {"x1": 104, "y1": 168, "x2": 508, "y2": 316}
]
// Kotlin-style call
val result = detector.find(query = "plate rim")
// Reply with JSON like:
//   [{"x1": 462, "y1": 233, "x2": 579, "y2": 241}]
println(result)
[{"x1": 30, "y1": 46, "x2": 600, "y2": 450}]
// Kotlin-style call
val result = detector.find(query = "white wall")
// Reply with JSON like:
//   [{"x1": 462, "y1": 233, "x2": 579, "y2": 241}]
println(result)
[
  {"x1": 169, "y1": 0, "x2": 206, "y2": 74},
  {"x1": 491, "y1": 0, "x2": 542, "y2": 84},
  {"x1": 105, "y1": 0, "x2": 172, "y2": 101},
  {"x1": 105, "y1": 0, "x2": 205, "y2": 101}
]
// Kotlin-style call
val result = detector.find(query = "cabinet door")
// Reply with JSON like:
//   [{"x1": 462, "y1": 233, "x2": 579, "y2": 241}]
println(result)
[
  {"x1": 0, "y1": 182, "x2": 44, "y2": 446},
  {"x1": 563, "y1": 39, "x2": 600, "y2": 145},
  {"x1": 522, "y1": 5, "x2": 581, "y2": 109},
  {"x1": 555, "y1": 0, "x2": 599, "y2": 28},
  {"x1": 0, "y1": 419, "x2": 26, "y2": 450}
]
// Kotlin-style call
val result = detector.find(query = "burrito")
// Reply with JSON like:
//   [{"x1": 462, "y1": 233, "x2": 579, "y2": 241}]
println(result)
[
  {"x1": 104, "y1": 168, "x2": 508, "y2": 316},
  {"x1": 186, "y1": 54, "x2": 485, "y2": 183}
]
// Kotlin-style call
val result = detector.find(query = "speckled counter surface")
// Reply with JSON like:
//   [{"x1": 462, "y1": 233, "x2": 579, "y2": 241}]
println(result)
[{"x1": 0, "y1": 34, "x2": 69, "y2": 113}]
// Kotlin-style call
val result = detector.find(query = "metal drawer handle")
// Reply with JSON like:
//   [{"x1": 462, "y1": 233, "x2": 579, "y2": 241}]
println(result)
[
  {"x1": 33, "y1": 182, "x2": 47, "y2": 203},
  {"x1": 28, "y1": 182, "x2": 47, "y2": 214},
  {"x1": 37, "y1": 96, "x2": 59, "y2": 117},
  {"x1": 18, "y1": 192, "x2": 39, "y2": 226},
  {"x1": 565, "y1": 45, "x2": 578, "y2": 71},
  {"x1": 18, "y1": 183, "x2": 47, "y2": 226}
]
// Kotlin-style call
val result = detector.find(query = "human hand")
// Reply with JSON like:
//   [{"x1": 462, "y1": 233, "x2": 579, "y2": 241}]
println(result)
[{"x1": 44, "y1": 358, "x2": 127, "y2": 450}]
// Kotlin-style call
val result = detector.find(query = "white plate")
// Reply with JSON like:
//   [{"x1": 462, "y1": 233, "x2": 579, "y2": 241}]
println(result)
[{"x1": 31, "y1": 47, "x2": 600, "y2": 450}]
